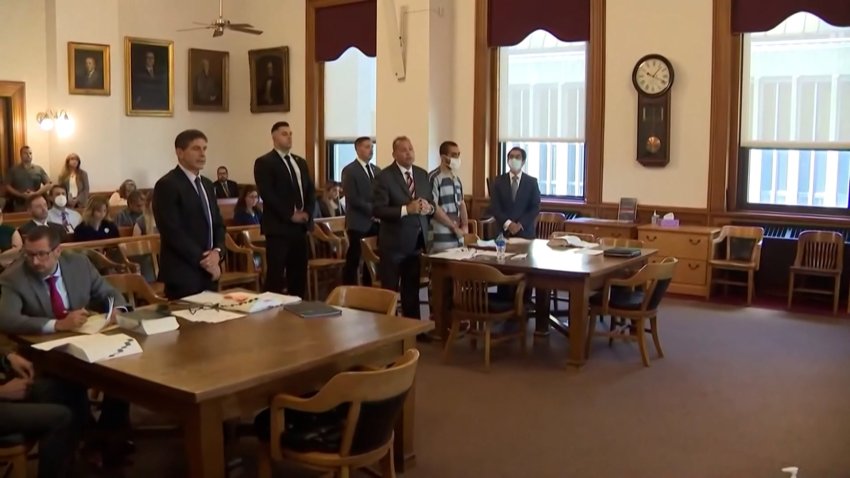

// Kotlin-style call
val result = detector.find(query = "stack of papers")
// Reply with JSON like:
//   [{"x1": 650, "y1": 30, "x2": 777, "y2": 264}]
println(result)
[
  {"x1": 116, "y1": 309, "x2": 179, "y2": 335},
  {"x1": 73, "y1": 297, "x2": 117, "y2": 335},
  {"x1": 548, "y1": 235, "x2": 599, "y2": 249},
  {"x1": 181, "y1": 291, "x2": 301, "y2": 314},
  {"x1": 33, "y1": 333, "x2": 142, "y2": 363},
  {"x1": 476, "y1": 239, "x2": 497, "y2": 248},
  {"x1": 429, "y1": 248, "x2": 477, "y2": 260},
  {"x1": 172, "y1": 308, "x2": 245, "y2": 324}
]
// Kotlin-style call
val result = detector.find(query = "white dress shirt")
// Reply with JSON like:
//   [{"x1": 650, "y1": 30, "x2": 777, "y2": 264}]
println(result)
[
  {"x1": 275, "y1": 149, "x2": 305, "y2": 211},
  {"x1": 504, "y1": 171, "x2": 523, "y2": 230}
]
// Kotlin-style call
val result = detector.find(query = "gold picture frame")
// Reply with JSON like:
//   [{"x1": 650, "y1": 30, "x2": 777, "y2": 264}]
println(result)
[
  {"x1": 124, "y1": 36, "x2": 174, "y2": 117},
  {"x1": 249, "y1": 46, "x2": 290, "y2": 113},
  {"x1": 68, "y1": 42, "x2": 110, "y2": 96},
  {"x1": 188, "y1": 48, "x2": 229, "y2": 112}
]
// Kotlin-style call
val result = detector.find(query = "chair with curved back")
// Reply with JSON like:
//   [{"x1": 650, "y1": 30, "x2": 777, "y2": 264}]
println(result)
[
  {"x1": 707, "y1": 226, "x2": 764, "y2": 305},
  {"x1": 256, "y1": 349, "x2": 420, "y2": 478},
  {"x1": 787, "y1": 230, "x2": 844, "y2": 314},
  {"x1": 360, "y1": 236, "x2": 381, "y2": 287},
  {"x1": 587, "y1": 257, "x2": 678, "y2": 367},
  {"x1": 239, "y1": 228, "x2": 267, "y2": 284},
  {"x1": 118, "y1": 236, "x2": 161, "y2": 287},
  {"x1": 326, "y1": 286, "x2": 398, "y2": 315},
  {"x1": 534, "y1": 212, "x2": 568, "y2": 240},
  {"x1": 105, "y1": 273, "x2": 168, "y2": 308},
  {"x1": 308, "y1": 223, "x2": 347, "y2": 300},
  {"x1": 219, "y1": 234, "x2": 261, "y2": 292}
]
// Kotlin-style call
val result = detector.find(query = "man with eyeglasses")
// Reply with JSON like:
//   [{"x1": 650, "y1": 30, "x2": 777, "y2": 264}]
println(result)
[
  {"x1": 8, "y1": 195, "x2": 68, "y2": 254},
  {"x1": 0, "y1": 225, "x2": 134, "y2": 469}
]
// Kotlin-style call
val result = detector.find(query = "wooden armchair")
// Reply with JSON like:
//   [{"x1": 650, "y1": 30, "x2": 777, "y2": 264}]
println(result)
[
  {"x1": 443, "y1": 262, "x2": 527, "y2": 370},
  {"x1": 707, "y1": 226, "x2": 764, "y2": 305},
  {"x1": 787, "y1": 230, "x2": 844, "y2": 314},
  {"x1": 534, "y1": 212, "x2": 568, "y2": 239},
  {"x1": 219, "y1": 234, "x2": 261, "y2": 291},
  {"x1": 361, "y1": 236, "x2": 381, "y2": 287},
  {"x1": 239, "y1": 228, "x2": 267, "y2": 283},
  {"x1": 326, "y1": 286, "x2": 398, "y2": 315},
  {"x1": 598, "y1": 237, "x2": 644, "y2": 248},
  {"x1": 117, "y1": 236, "x2": 160, "y2": 285},
  {"x1": 256, "y1": 349, "x2": 420, "y2": 478},
  {"x1": 0, "y1": 436, "x2": 28, "y2": 478},
  {"x1": 587, "y1": 257, "x2": 678, "y2": 367},
  {"x1": 82, "y1": 249, "x2": 138, "y2": 276},
  {"x1": 308, "y1": 223, "x2": 347, "y2": 300},
  {"x1": 105, "y1": 273, "x2": 168, "y2": 308},
  {"x1": 463, "y1": 233, "x2": 480, "y2": 247}
]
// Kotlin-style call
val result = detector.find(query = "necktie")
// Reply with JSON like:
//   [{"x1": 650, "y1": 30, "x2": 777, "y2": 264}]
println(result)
[
  {"x1": 284, "y1": 155, "x2": 304, "y2": 210},
  {"x1": 511, "y1": 176, "x2": 519, "y2": 201},
  {"x1": 45, "y1": 276, "x2": 67, "y2": 319},
  {"x1": 61, "y1": 211, "x2": 70, "y2": 228},
  {"x1": 405, "y1": 171, "x2": 416, "y2": 199},
  {"x1": 365, "y1": 164, "x2": 374, "y2": 181},
  {"x1": 194, "y1": 177, "x2": 213, "y2": 250},
  {"x1": 223, "y1": 181, "x2": 230, "y2": 197}
]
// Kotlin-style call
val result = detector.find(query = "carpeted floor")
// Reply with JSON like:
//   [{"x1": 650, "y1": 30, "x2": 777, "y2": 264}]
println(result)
[{"x1": 61, "y1": 298, "x2": 850, "y2": 478}]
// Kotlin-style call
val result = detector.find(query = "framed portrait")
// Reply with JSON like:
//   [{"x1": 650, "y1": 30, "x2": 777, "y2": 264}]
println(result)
[
  {"x1": 249, "y1": 46, "x2": 290, "y2": 113},
  {"x1": 68, "y1": 42, "x2": 110, "y2": 96},
  {"x1": 188, "y1": 48, "x2": 229, "y2": 112},
  {"x1": 124, "y1": 36, "x2": 174, "y2": 117}
]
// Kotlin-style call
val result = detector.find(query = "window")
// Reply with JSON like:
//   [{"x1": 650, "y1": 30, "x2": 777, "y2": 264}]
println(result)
[
  {"x1": 498, "y1": 30, "x2": 587, "y2": 198},
  {"x1": 739, "y1": 12, "x2": 850, "y2": 211},
  {"x1": 324, "y1": 47, "x2": 376, "y2": 181}
]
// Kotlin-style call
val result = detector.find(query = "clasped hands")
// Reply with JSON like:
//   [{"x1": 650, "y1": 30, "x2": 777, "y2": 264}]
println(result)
[
  {"x1": 200, "y1": 249, "x2": 222, "y2": 281},
  {"x1": 406, "y1": 198, "x2": 434, "y2": 216},
  {"x1": 0, "y1": 353, "x2": 35, "y2": 400},
  {"x1": 507, "y1": 222, "x2": 523, "y2": 235},
  {"x1": 290, "y1": 210, "x2": 310, "y2": 224}
]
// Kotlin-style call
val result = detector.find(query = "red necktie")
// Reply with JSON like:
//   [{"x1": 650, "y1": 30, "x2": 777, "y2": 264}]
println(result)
[{"x1": 45, "y1": 276, "x2": 68, "y2": 319}]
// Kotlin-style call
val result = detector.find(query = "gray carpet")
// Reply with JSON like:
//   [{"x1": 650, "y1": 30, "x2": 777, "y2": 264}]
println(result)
[{"x1": 56, "y1": 299, "x2": 850, "y2": 477}]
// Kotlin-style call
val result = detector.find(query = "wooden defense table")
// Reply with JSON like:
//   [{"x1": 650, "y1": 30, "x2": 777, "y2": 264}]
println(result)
[
  {"x1": 13, "y1": 306, "x2": 432, "y2": 477},
  {"x1": 428, "y1": 240, "x2": 656, "y2": 367}
]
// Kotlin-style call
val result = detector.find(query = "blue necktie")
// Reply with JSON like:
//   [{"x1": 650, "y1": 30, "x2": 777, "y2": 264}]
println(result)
[{"x1": 194, "y1": 177, "x2": 213, "y2": 249}]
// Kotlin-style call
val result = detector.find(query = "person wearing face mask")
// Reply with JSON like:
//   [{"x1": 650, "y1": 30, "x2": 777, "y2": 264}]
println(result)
[
  {"x1": 47, "y1": 185, "x2": 82, "y2": 234},
  {"x1": 428, "y1": 141, "x2": 469, "y2": 252},
  {"x1": 489, "y1": 146, "x2": 540, "y2": 239}
]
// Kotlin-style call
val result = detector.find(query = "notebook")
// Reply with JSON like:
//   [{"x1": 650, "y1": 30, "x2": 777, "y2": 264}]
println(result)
[
  {"x1": 284, "y1": 301, "x2": 342, "y2": 319},
  {"x1": 116, "y1": 307, "x2": 179, "y2": 335},
  {"x1": 603, "y1": 247, "x2": 642, "y2": 258},
  {"x1": 33, "y1": 333, "x2": 142, "y2": 363}
]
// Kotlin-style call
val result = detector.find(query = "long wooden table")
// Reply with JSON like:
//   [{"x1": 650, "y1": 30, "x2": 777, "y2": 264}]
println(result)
[
  {"x1": 428, "y1": 240, "x2": 656, "y2": 367},
  {"x1": 13, "y1": 305, "x2": 432, "y2": 477}
]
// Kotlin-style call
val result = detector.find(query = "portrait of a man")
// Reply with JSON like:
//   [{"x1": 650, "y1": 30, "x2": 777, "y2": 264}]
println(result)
[
  {"x1": 249, "y1": 46, "x2": 289, "y2": 113},
  {"x1": 188, "y1": 48, "x2": 229, "y2": 112},
  {"x1": 68, "y1": 42, "x2": 110, "y2": 95},
  {"x1": 125, "y1": 37, "x2": 173, "y2": 116}
]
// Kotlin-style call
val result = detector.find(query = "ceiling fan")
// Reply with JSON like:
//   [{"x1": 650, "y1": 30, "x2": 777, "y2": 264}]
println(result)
[{"x1": 178, "y1": 0, "x2": 263, "y2": 37}]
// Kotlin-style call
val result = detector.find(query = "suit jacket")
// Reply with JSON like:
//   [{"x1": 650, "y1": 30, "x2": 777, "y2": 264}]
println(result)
[
  {"x1": 60, "y1": 169, "x2": 90, "y2": 207},
  {"x1": 341, "y1": 160, "x2": 381, "y2": 233},
  {"x1": 0, "y1": 251, "x2": 127, "y2": 335},
  {"x1": 372, "y1": 163, "x2": 435, "y2": 257},
  {"x1": 488, "y1": 173, "x2": 541, "y2": 239},
  {"x1": 214, "y1": 179, "x2": 239, "y2": 199},
  {"x1": 253, "y1": 150, "x2": 316, "y2": 237},
  {"x1": 152, "y1": 166, "x2": 226, "y2": 292}
]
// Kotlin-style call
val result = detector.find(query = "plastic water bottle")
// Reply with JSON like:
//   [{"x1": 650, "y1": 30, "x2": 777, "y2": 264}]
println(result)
[{"x1": 495, "y1": 233, "x2": 507, "y2": 261}]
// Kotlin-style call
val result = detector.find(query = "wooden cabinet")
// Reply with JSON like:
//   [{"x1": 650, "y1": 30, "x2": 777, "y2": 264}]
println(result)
[
  {"x1": 564, "y1": 218, "x2": 637, "y2": 240},
  {"x1": 637, "y1": 225, "x2": 720, "y2": 296}
]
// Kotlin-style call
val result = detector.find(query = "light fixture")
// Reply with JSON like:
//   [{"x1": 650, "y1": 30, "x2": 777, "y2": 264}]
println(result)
[
  {"x1": 55, "y1": 111, "x2": 74, "y2": 138},
  {"x1": 36, "y1": 109, "x2": 73, "y2": 134}
]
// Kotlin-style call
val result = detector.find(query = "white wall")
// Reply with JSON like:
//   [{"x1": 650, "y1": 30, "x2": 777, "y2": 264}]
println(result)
[{"x1": 601, "y1": 0, "x2": 713, "y2": 208}]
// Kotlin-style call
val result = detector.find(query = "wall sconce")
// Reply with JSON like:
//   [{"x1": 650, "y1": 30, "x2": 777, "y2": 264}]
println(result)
[{"x1": 36, "y1": 109, "x2": 74, "y2": 137}]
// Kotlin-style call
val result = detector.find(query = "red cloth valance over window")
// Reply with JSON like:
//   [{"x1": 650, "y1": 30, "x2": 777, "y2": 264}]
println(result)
[
  {"x1": 488, "y1": 0, "x2": 590, "y2": 47},
  {"x1": 732, "y1": 0, "x2": 850, "y2": 33},
  {"x1": 315, "y1": 0, "x2": 377, "y2": 61}
]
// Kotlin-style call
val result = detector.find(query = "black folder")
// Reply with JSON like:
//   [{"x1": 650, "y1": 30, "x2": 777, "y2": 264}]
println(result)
[
  {"x1": 603, "y1": 247, "x2": 641, "y2": 258},
  {"x1": 283, "y1": 301, "x2": 342, "y2": 318}
]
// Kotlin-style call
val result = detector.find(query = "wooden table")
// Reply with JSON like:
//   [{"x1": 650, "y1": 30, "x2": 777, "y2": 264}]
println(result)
[
  {"x1": 428, "y1": 240, "x2": 655, "y2": 367},
  {"x1": 13, "y1": 307, "x2": 432, "y2": 477},
  {"x1": 564, "y1": 217, "x2": 638, "y2": 240}
]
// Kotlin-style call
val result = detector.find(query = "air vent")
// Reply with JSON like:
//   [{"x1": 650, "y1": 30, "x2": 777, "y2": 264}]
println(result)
[{"x1": 732, "y1": 221, "x2": 850, "y2": 243}]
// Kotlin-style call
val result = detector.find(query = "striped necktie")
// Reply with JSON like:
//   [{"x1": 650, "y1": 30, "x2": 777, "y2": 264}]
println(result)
[{"x1": 405, "y1": 171, "x2": 416, "y2": 198}]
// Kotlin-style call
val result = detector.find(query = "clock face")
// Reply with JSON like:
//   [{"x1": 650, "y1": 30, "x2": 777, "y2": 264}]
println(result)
[{"x1": 634, "y1": 57, "x2": 672, "y2": 95}]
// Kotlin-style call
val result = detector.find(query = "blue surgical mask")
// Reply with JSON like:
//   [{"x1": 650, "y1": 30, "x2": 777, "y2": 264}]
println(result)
[{"x1": 508, "y1": 158, "x2": 523, "y2": 172}]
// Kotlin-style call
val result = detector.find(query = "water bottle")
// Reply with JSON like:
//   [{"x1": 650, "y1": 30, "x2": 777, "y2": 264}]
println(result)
[
  {"x1": 495, "y1": 233, "x2": 507, "y2": 261},
  {"x1": 651, "y1": 210, "x2": 660, "y2": 225}
]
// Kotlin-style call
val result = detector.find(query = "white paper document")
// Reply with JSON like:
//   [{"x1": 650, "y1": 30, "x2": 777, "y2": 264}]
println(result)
[
  {"x1": 548, "y1": 235, "x2": 599, "y2": 249},
  {"x1": 180, "y1": 291, "x2": 299, "y2": 314},
  {"x1": 172, "y1": 308, "x2": 245, "y2": 324},
  {"x1": 476, "y1": 239, "x2": 496, "y2": 248},
  {"x1": 574, "y1": 248, "x2": 604, "y2": 255},
  {"x1": 33, "y1": 333, "x2": 142, "y2": 363},
  {"x1": 73, "y1": 297, "x2": 117, "y2": 335},
  {"x1": 429, "y1": 248, "x2": 477, "y2": 260},
  {"x1": 506, "y1": 237, "x2": 532, "y2": 245},
  {"x1": 116, "y1": 311, "x2": 179, "y2": 336}
]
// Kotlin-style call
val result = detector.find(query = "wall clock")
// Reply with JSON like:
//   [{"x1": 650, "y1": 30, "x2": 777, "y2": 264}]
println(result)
[{"x1": 632, "y1": 53, "x2": 674, "y2": 167}]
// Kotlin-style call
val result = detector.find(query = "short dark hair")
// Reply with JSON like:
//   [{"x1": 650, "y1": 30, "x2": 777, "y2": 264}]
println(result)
[
  {"x1": 49, "y1": 185, "x2": 66, "y2": 196},
  {"x1": 25, "y1": 194, "x2": 47, "y2": 209},
  {"x1": 271, "y1": 121, "x2": 290, "y2": 133},
  {"x1": 392, "y1": 136, "x2": 411, "y2": 152},
  {"x1": 24, "y1": 225, "x2": 62, "y2": 249},
  {"x1": 354, "y1": 136, "x2": 372, "y2": 148},
  {"x1": 217, "y1": 166, "x2": 228, "y2": 173},
  {"x1": 439, "y1": 141, "x2": 458, "y2": 156},
  {"x1": 174, "y1": 129, "x2": 208, "y2": 149},
  {"x1": 507, "y1": 146, "x2": 527, "y2": 161},
  {"x1": 20, "y1": 145, "x2": 30, "y2": 155},
  {"x1": 127, "y1": 190, "x2": 144, "y2": 203}
]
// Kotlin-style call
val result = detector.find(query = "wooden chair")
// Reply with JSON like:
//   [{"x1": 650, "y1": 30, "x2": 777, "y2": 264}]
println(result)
[
  {"x1": 442, "y1": 262, "x2": 527, "y2": 371},
  {"x1": 105, "y1": 273, "x2": 168, "y2": 308},
  {"x1": 587, "y1": 257, "x2": 678, "y2": 367},
  {"x1": 239, "y1": 228, "x2": 267, "y2": 284},
  {"x1": 463, "y1": 233, "x2": 480, "y2": 247},
  {"x1": 118, "y1": 236, "x2": 160, "y2": 277},
  {"x1": 787, "y1": 230, "x2": 844, "y2": 314},
  {"x1": 467, "y1": 219, "x2": 480, "y2": 237},
  {"x1": 257, "y1": 349, "x2": 420, "y2": 478},
  {"x1": 117, "y1": 226, "x2": 134, "y2": 237},
  {"x1": 360, "y1": 237, "x2": 381, "y2": 287},
  {"x1": 219, "y1": 234, "x2": 261, "y2": 291},
  {"x1": 707, "y1": 226, "x2": 764, "y2": 305},
  {"x1": 0, "y1": 437, "x2": 28, "y2": 478},
  {"x1": 81, "y1": 249, "x2": 138, "y2": 275},
  {"x1": 308, "y1": 223, "x2": 347, "y2": 300},
  {"x1": 326, "y1": 286, "x2": 398, "y2": 315},
  {"x1": 534, "y1": 212, "x2": 568, "y2": 239},
  {"x1": 598, "y1": 237, "x2": 644, "y2": 248}
]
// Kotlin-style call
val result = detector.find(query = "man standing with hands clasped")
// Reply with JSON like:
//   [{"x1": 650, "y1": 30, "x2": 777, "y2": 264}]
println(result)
[{"x1": 373, "y1": 136, "x2": 436, "y2": 327}]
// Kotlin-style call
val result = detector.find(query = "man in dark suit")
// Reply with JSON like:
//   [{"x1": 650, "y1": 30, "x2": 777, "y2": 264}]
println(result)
[
  {"x1": 253, "y1": 122, "x2": 316, "y2": 298},
  {"x1": 214, "y1": 166, "x2": 239, "y2": 199},
  {"x1": 76, "y1": 55, "x2": 104, "y2": 90},
  {"x1": 153, "y1": 129, "x2": 226, "y2": 300},
  {"x1": 373, "y1": 136, "x2": 435, "y2": 321},
  {"x1": 489, "y1": 146, "x2": 541, "y2": 239},
  {"x1": 341, "y1": 136, "x2": 381, "y2": 285}
]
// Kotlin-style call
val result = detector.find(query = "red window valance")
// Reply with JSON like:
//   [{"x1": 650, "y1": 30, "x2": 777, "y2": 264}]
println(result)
[
  {"x1": 488, "y1": 0, "x2": 590, "y2": 47},
  {"x1": 732, "y1": 0, "x2": 850, "y2": 33},
  {"x1": 315, "y1": 0, "x2": 376, "y2": 61}
]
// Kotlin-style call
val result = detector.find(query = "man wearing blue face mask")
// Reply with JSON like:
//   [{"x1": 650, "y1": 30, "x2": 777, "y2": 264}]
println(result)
[
  {"x1": 429, "y1": 141, "x2": 468, "y2": 252},
  {"x1": 488, "y1": 146, "x2": 540, "y2": 239}
]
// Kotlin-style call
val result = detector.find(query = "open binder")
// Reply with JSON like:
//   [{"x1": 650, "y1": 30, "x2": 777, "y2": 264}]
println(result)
[{"x1": 33, "y1": 333, "x2": 142, "y2": 363}]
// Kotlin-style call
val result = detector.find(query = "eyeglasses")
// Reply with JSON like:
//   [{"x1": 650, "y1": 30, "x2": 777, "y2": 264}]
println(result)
[{"x1": 22, "y1": 247, "x2": 58, "y2": 260}]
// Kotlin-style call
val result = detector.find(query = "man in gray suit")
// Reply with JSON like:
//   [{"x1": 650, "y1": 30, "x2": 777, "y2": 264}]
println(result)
[
  {"x1": 341, "y1": 136, "x2": 381, "y2": 285},
  {"x1": 373, "y1": 136, "x2": 435, "y2": 323},
  {"x1": 489, "y1": 146, "x2": 541, "y2": 240}
]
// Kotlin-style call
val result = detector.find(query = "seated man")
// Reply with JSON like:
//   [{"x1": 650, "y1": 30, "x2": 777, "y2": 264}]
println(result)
[
  {"x1": 46, "y1": 184, "x2": 82, "y2": 234},
  {"x1": 0, "y1": 226, "x2": 133, "y2": 468},
  {"x1": 1, "y1": 195, "x2": 67, "y2": 268},
  {"x1": 114, "y1": 190, "x2": 145, "y2": 228},
  {"x1": 0, "y1": 347, "x2": 77, "y2": 478}
]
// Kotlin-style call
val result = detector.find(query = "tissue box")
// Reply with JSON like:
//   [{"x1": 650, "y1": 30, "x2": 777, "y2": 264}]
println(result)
[{"x1": 659, "y1": 218, "x2": 680, "y2": 227}]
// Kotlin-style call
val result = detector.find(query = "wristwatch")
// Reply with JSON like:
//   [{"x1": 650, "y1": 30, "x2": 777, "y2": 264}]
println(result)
[{"x1": 213, "y1": 247, "x2": 225, "y2": 263}]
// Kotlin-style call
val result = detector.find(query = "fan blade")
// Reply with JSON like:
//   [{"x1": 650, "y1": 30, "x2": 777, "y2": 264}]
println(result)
[
  {"x1": 213, "y1": 28, "x2": 224, "y2": 37},
  {"x1": 229, "y1": 25, "x2": 263, "y2": 35},
  {"x1": 178, "y1": 26, "x2": 213, "y2": 31},
  {"x1": 226, "y1": 23, "x2": 253, "y2": 28}
]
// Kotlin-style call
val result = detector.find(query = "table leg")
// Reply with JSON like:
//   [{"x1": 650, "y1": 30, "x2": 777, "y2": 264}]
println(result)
[
  {"x1": 566, "y1": 281, "x2": 589, "y2": 367},
  {"x1": 395, "y1": 336, "x2": 417, "y2": 471},
  {"x1": 185, "y1": 401, "x2": 225, "y2": 478},
  {"x1": 430, "y1": 265, "x2": 449, "y2": 340},
  {"x1": 535, "y1": 288, "x2": 551, "y2": 334}
]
